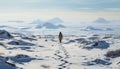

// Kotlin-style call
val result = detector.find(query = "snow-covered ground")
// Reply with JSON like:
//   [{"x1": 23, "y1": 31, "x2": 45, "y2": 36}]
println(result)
[
  {"x1": 0, "y1": 18, "x2": 120, "y2": 69},
  {"x1": 0, "y1": 30, "x2": 120, "y2": 69}
]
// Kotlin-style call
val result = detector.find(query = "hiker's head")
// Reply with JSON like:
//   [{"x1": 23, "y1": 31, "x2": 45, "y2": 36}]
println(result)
[{"x1": 59, "y1": 32, "x2": 62, "y2": 34}]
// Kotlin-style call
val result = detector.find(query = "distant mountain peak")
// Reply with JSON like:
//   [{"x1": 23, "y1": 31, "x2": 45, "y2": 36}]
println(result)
[
  {"x1": 31, "y1": 19, "x2": 43, "y2": 24},
  {"x1": 36, "y1": 22, "x2": 66, "y2": 29},
  {"x1": 94, "y1": 18, "x2": 110, "y2": 23},
  {"x1": 33, "y1": 18, "x2": 65, "y2": 29},
  {"x1": 47, "y1": 17, "x2": 64, "y2": 24}
]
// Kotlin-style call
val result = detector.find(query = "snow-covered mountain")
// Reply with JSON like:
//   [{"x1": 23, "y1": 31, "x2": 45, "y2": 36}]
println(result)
[
  {"x1": 31, "y1": 18, "x2": 66, "y2": 29},
  {"x1": 36, "y1": 23, "x2": 65, "y2": 29},
  {"x1": 31, "y1": 19, "x2": 44, "y2": 24},
  {"x1": 47, "y1": 17, "x2": 64, "y2": 24},
  {"x1": 94, "y1": 18, "x2": 110, "y2": 23}
]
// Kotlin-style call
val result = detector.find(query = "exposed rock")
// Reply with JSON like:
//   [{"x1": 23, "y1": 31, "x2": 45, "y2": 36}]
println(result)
[
  {"x1": 0, "y1": 30, "x2": 13, "y2": 39},
  {"x1": 83, "y1": 41, "x2": 109, "y2": 49},
  {"x1": 10, "y1": 54, "x2": 35, "y2": 63},
  {"x1": 106, "y1": 49, "x2": 120, "y2": 58},
  {"x1": 0, "y1": 56, "x2": 17, "y2": 69}
]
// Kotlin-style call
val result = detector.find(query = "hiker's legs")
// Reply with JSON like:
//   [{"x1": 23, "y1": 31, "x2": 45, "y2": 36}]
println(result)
[{"x1": 59, "y1": 39, "x2": 62, "y2": 43}]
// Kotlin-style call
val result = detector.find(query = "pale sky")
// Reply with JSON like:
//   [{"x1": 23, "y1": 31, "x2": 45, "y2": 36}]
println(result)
[{"x1": 0, "y1": 0, "x2": 120, "y2": 23}]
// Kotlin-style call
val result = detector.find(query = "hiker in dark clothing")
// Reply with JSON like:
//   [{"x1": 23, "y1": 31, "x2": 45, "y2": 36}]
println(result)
[{"x1": 58, "y1": 32, "x2": 63, "y2": 43}]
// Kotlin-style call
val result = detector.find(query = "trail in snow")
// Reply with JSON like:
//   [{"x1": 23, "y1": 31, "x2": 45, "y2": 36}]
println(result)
[{"x1": 53, "y1": 43, "x2": 72, "y2": 69}]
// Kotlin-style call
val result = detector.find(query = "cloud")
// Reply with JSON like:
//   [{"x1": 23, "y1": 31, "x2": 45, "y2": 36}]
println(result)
[
  {"x1": 105, "y1": 8, "x2": 120, "y2": 11},
  {"x1": 0, "y1": 0, "x2": 120, "y2": 23},
  {"x1": 0, "y1": 0, "x2": 120, "y2": 11}
]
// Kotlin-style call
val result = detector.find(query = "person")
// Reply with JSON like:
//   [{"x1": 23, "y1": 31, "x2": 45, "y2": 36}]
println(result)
[{"x1": 58, "y1": 32, "x2": 63, "y2": 43}]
